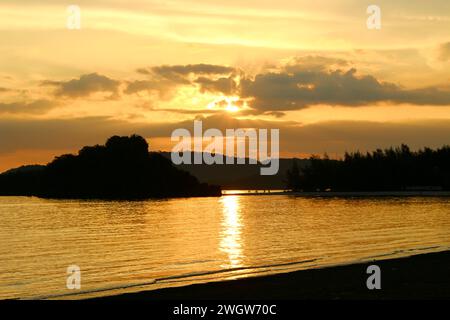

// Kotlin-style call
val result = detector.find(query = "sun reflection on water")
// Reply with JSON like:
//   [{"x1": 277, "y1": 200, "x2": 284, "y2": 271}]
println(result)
[{"x1": 219, "y1": 196, "x2": 243, "y2": 268}]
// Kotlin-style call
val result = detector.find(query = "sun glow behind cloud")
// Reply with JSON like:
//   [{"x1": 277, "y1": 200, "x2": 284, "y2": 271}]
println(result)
[{"x1": 207, "y1": 96, "x2": 241, "y2": 113}]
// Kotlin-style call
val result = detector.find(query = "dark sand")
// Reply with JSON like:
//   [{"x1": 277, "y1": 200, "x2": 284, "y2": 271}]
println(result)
[{"x1": 96, "y1": 250, "x2": 450, "y2": 300}]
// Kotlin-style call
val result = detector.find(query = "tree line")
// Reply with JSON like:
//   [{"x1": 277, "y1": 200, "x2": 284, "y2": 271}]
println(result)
[{"x1": 286, "y1": 144, "x2": 450, "y2": 191}]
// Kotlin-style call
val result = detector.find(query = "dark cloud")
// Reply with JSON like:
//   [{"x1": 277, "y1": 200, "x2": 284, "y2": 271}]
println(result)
[
  {"x1": 136, "y1": 68, "x2": 151, "y2": 75},
  {"x1": 0, "y1": 117, "x2": 140, "y2": 155},
  {"x1": 180, "y1": 114, "x2": 450, "y2": 157},
  {"x1": 43, "y1": 73, "x2": 120, "y2": 98},
  {"x1": 127, "y1": 64, "x2": 236, "y2": 95},
  {"x1": 1, "y1": 115, "x2": 450, "y2": 167},
  {"x1": 240, "y1": 66, "x2": 450, "y2": 111},
  {"x1": 19, "y1": 58, "x2": 450, "y2": 114},
  {"x1": 0, "y1": 99, "x2": 58, "y2": 115},
  {"x1": 124, "y1": 80, "x2": 158, "y2": 95},
  {"x1": 127, "y1": 58, "x2": 450, "y2": 114},
  {"x1": 129, "y1": 57, "x2": 447, "y2": 116},
  {"x1": 0, "y1": 113, "x2": 288, "y2": 155},
  {"x1": 281, "y1": 119, "x2": 450, "y2": 156},
  {"x1": 195, "y1": 76, "x2": 237, "y2": 95}
]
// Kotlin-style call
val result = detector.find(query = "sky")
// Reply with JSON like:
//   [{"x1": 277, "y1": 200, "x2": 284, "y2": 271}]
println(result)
[{"x1": 0, "y1": 0, "x2": 450, "y2": 172}]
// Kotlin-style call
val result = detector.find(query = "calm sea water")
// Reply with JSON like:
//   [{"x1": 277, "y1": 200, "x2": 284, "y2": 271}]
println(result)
[{"x1": 1, "y1": 195, "x2": 450, "y2": 299}]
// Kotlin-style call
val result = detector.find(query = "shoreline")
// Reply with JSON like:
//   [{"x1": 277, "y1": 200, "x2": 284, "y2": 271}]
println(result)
[
  {"x1": 2, "y1": 190, "x2": 450, "y2": 200},
  {"x1": 223, "y1": 190, "x2": 450, "y2": 197},
  {"x1": 94, "y1": 250, "x2": 450, "y2": 300}
]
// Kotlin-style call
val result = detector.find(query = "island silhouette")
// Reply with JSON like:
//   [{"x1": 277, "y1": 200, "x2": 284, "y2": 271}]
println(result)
[{"x1": 0, "y1": 135, "x2": 221, "y2": 199}]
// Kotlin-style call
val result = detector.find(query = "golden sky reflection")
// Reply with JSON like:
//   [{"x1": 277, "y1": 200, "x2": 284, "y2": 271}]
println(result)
[{"x1": 219, "y1": 196, "x2": 243, "y2": 268}]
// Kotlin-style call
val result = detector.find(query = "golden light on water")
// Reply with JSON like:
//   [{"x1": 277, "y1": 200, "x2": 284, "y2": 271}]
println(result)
[
  {"x1": 219, "y1": 196, "x2": 243, "y2": 268},
  {"x1": 2, "y1": 196, "x2": 450, "y2": 299}
]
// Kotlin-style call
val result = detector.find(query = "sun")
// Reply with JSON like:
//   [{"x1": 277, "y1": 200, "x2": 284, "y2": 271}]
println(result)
[
  {"x1": 224, "y1": 96, "x2": 240, "y2": 113},
  {"x1": 207, "y1": 96, "x2": 240, "y2": 113}
]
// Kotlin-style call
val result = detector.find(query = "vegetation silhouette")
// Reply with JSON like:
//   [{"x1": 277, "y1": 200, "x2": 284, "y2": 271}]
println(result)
[
  {"x1": 0, "y1": 135, "x2": 221, "y2": 199},
  {"x1": 286, "y1": 144, "x2": 450, "y2": 191}
]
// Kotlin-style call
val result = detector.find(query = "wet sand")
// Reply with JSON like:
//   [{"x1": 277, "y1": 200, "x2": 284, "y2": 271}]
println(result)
[{"x1": 96, "y1": 250, "x2": 450, "y2": 300}]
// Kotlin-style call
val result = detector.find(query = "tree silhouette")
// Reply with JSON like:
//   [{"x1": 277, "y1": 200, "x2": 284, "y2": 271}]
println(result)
[
  {"x1": 0, "y1": 135, "x2": 221, "y2": 199},
  {"x1": 286, "y1": 144, "x2": 450, "y2": 191},
  {"x1": 286, "y1": 159, "x2": 301, "y2": 191}
]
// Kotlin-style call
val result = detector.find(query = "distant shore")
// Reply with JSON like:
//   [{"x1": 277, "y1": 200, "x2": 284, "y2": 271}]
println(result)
[
  {"x1": 95, "y1": 250, "x2": 450, "y2": 300},
  {"x1": 223, "y1": 190, "x2": 450, "y2": 197}
]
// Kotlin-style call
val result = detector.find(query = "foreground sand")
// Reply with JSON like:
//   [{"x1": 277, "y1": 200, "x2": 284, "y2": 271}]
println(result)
[{"x1": 95, "y1": 250, "x2": 450, "y2": 300}]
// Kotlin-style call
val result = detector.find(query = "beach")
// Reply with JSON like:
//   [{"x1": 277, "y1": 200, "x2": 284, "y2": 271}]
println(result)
[{"x1": 95, "y1": 250, "x2": 450, "y2": 300}]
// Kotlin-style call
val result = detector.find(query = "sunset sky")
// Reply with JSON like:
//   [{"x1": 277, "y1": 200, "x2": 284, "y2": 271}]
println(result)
[{"x1": 1, "y1": 0, "x2": 450, "y2": 172}]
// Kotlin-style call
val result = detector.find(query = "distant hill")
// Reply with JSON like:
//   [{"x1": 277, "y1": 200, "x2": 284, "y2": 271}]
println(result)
[
  {"x1": 160, "y1": 152, "x2": 309, "y2": 189},
  {"x1": 0, "y1": 135, "x2": 220, "y2": 199}
]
